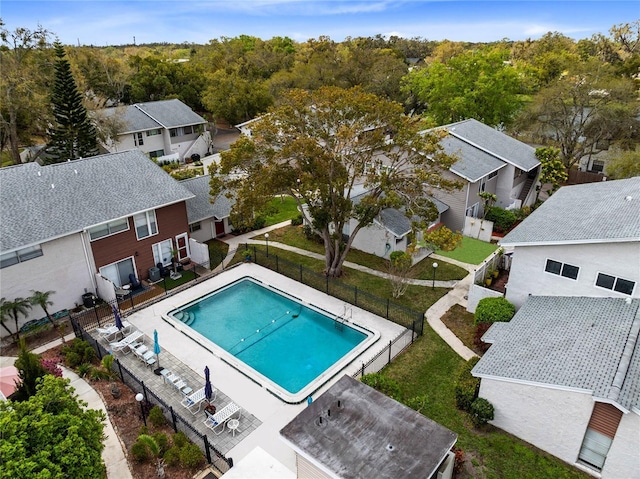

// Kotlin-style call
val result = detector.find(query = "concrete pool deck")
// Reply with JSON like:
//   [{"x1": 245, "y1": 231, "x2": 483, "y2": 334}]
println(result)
[{"x1": 125, "y1": 262, "x2": 407, "y2": 473}]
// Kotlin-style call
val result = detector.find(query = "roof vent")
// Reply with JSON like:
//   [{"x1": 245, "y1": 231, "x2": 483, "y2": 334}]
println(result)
[
  {"x1": 625, "y1": 195, "x2": 632, "y2": 201},
  {"x1": 74, "y1": 169, "x2": 78, "y2": 175},
  {"x1": 386, "y1": 444, "x2": 395, "y2": 452},
  {"x1": 626, "y1": 297, "x2": 632, "y2": 305},
  {"x1": 37, "y1": 171, "x2": 41, "y2": 177},
  {"x1": 51, "y1": 183, "x2": 55, "y2": 189}
]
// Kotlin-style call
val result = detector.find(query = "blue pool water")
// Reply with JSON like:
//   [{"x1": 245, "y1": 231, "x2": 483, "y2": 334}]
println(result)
[{"x1": 170, "y1": 279, "x2": 369, "y2": 397}]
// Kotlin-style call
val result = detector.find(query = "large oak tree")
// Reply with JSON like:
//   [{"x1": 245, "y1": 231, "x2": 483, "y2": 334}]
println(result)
[{"x1": 211, "y1": 86, "x2": 459, "y2": 277}]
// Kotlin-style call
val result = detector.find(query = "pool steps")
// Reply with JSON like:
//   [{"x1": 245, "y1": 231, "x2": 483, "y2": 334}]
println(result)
[{"x1": 174, "y1": 311, "x2": 195, "y2": 326}]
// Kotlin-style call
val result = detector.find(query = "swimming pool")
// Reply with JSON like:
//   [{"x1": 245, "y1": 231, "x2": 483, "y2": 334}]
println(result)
[{"x1": 165, "y1": 277, "x2": 378, "y2": 403}]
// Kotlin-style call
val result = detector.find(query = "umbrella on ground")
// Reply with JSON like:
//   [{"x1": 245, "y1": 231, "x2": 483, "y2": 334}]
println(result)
[
  {"x1": 112, "y1": 305, "x2": 123, "y2": 331},
  {"x1": 153, "y1": 329, "x2": 161, "y2": 368},
  {"x1": 204, "y1": 366, "x2": 213, "y2": 403},
  {"x1": 0, "y1": 365, "x2": 20, "y2": 399}
]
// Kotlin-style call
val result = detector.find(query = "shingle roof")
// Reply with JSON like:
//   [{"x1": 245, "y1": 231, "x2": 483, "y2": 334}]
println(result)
[
  {"x1": 378, "y1": 208, "x2": 411, "y2": 237},
  {"x1": 501, "y1": 177, "x2": 640, "y2": 245},
  {"x1": 0, "y1": 150, "x2": 193, "y2": 253},
  {"x1": 443, "y1": 119, "x2": 539, "y2": 172},
  {"x1": 472, "y1": 296, "x2": 640, "y2": 412},
  {"x1": 180, "y1": 175, "x2": 233, "y2": 224},
  {"x1": 100, "y1": 99, "x2": 206, "y2": 133},
  {"x1": 440, "y1": 135, "x2": 505, "y2": 182},
  {"x1": 280, "y1": 375, "x2": 457, "y2": 479}
]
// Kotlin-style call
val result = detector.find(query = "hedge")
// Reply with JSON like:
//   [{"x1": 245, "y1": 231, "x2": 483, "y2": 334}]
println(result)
[{"x1": 475, "y1": 297, "x2": 516, "y2": 325}]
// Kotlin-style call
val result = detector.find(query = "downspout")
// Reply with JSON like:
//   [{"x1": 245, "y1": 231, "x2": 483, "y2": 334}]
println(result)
[{"x1": 80, "y1": 231, "x2": 98, "y2": 294}]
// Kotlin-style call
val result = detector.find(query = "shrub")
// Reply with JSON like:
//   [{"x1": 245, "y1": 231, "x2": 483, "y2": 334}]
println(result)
[
  {"x1": 361, "y1": 373, "x2": 401, "y2": 401},
  {"x1": 405, "y1": 395, "x2": 429, "y2": 413},
  {"x1": 172, "y1": 431, "x2": 188, "y2": 448},
  {"x1": 153, "y1": 432, "x2": 169, "y2": 455},
  {"x1": 474, "y1": 297, "x2": 516, "y2": 325},
  {"x1": 40, "y1": 358, "x2": 63, "y2": 377},
  {"x1": 252, "y1": 216, "x2": 266, "y2": 230},
  {"x1": 149, "y1": 406, "x2": 166, "y2": 428},
  {"x1": 61, "y1": 338, "x2": 96, "y2": 368},
  {"x1": 453, "y1": 447, "x2": 465, "y2": 474},
  {"x1": 179, "y1": 442, "x2": 205, "y2": 468},
  {"x1": 470, "y1": 397, "x2": 494, "y2": 427},
  {"x1": 163, "y1": 446, "x2": 181, "y2": 466},
  {"x1": 454, "y1": 357, "x2": 480, "y2": 412},
  {"x1": 76, "y1": 363, "x2": 93, "y2": 378},
  {"x1": 170, "y1": 169, "x2": 198, "y2": 181},
  {"x1": 485, "y1": 206, "x2": 517, "y2": 233},
  {"x1": 131, "y1": 441, "x2": 150, "y2": 462},
  {"x1": 302, "y1": 225, "x2": 322, "y2": 243},
  {"x1": 89, "y1": 367, "x2": 111, "y2": 381},
  {"x1": 424, "y1": 225, "x2": 463, "y2": 252},
  {"x1": 291, "y1": 214, "x2": 303, "y2": 226}
]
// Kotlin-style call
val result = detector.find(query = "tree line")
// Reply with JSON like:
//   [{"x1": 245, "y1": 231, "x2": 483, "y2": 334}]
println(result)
[{"x1": 1, "y1": 19, "x2": 639, "y2": 172}]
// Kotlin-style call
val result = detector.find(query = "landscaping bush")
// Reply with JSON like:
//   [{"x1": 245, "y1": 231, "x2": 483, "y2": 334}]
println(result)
[
  {"x1": 61, "y1": 338, "x2": 96, "y2": 368},
  {"x1": 163, "y1": 446, "x2": 181, "y2": 466},
  {"x1": 252, "y1": 216, "x2": 266, "y2": 230},
  {"x1": 485, "y1": 206, "x2": 517, "y2": 233},
  {"x1": 179, "y1": 442, "x2": 205, "y2": 468},
  {"x1": 153, "y1": 432, "x2": 170, "y2": 455},
  {"x1": 170, "y1": 169, "x2": 198, "y2": 181},
  {"x1": 302, "y1": 225, "x2": 323, "y2": 243},
  {"x1": 76, "y1": 363, "x2": 92, "y2": 378},
  {"x1": 291, "y1": 214, "x2": 304, "y2": 226},
  {"x1": 361, "y1": 373, "x2": 402, "y2": 401},
  {"x1": 172, "y1": 431, "x2": 188, "y2": 448},
  {"x1": 470, "y1": 397, "x2": 495, "y2": 427},
  {"x1": 131, "y1": 441, "x2": 150, "y2": 462},
  {"x1": 149, "y1": 406, "x2": 166, "y2": 428},
  {"x1": 474, "y1": 297, "x2": 516, "y2": 325},
  {"x1": 454, "y1": 357, "x2": 480, "y2": 412}
]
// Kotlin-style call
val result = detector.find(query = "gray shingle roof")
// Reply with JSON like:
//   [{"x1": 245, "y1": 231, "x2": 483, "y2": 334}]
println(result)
[
  {"x1": 440, "y1": 135, "x2": 505, "y2": 182},
  {"x1": 280, "y1": 375, "x2": 457, "y2": 479},
  {"x1": 100, "y1": 99, "x2": 206, "y2": 133},
  {"x1": 180, "y1": 175, "x2": 233, "y2": 224},
  {"x1": 378, "y1": 208, "x2": 411, "y2": 237},
  {"x1": 501, "y1": 177, "x2": 640, "y2": 245},
  {"x1": 473, "y1": 296, "x2": 640, "y2": 411},
  {"x1": 444, "y1": 119, "x2": 539, "y2": 172},
  {"x1": 0, "y1": 150, "x2": 193, "y2": 253}
]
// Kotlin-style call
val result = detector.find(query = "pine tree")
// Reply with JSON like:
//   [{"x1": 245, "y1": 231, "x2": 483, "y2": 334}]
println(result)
[{"x1": 45, "y1": 42, "x2": 98, "y2": 163}]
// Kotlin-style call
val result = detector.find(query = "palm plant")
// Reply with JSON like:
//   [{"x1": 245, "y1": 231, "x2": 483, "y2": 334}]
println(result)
[
  {"x1": 30, "y1": 290, "x2": 62, "y2": 338},
  {"x1": 4, "y1": 297, "x2": 32, "y2": 340},
  {"x1": 0, "y1": 298, "x2": 16, "y2": 339}
]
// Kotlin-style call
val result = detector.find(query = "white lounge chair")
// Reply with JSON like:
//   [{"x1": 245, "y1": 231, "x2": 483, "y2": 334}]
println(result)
[
  {"x1": 180, "y1": 387, "x2": 210, "y2": 415},
  {"x1": 109, "y1": 330, "x2": 143, "y2": 354},
  {"x1": 96, "y1": 324, "x2": 119, "y2": 341},
  {"x1": 203, "y1": 402, "x2": 241, "y2": 434},
  {"x1": 132, "y1": 345, "x2": 156, "y2": 367}
]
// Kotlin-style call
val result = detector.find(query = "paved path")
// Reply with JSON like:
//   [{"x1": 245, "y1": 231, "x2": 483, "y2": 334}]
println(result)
[
  {"x1": 217, "y1": 221, "x2": 478, "y2": 360},
  {"x1": 28, "y1": 337, "x2": 133, "y2": 479}
]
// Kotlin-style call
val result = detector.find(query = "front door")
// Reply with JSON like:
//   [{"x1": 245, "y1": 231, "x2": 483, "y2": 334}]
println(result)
[{"x1": 175, "y1": 233, "x2": 189, "y2": 261}]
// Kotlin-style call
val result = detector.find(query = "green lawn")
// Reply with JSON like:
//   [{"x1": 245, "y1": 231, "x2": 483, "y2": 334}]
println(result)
[
  {"x1": 263, "y1": 195, "x2": 301, "y2": 225},
  {"x1": 205, "y1": 239, "x2": 229, "y2": 268},
  {"x1": 436, "y1": 236, "x2": 499, "y2": 265},
  {"x1": 382, "y1": 328, "x2": 590, "y2": 479},
  {"x1": 253, "y1": 225, "x2": 468, "y2": 281}
]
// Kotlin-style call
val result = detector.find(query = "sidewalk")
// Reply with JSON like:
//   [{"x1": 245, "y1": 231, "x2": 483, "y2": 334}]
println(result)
[
  {"x1": 29, "y1": 337, "x2": 133, "y2": 479},
  {"x1": 217, "y1": 222, "x2": 478, "y2": 360}
]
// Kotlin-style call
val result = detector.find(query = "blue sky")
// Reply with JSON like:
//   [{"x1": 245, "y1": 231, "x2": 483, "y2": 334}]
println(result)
[{"x1": 2, "y1": 1, "x2": 637, "y2": 46}]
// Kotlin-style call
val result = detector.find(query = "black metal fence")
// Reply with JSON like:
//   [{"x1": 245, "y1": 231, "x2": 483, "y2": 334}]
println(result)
[
  {"x1": 246, "y1": 244, "x2": 425, "y2": 335},
  {"x1": 70, "y1": 320, "x2": 233, "y2": 474},
  {"x1": 352, "y1": 329, "x2": 416, "y2": 379}
]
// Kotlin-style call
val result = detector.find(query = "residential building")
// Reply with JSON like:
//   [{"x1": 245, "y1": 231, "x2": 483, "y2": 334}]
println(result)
[
  {"x1": 0, "y1": 150, "x2": 193, "y2": 335},
  {"x1": 472, "y1": 296, "x2": 640, "y2": 479},
  {"x1": 280, "y1": 374, "x2": 458, "y2": 479},
  {"x1": 428, "y1": 119, "x2": 541, "y2": 233},
  {"x1": 98, "y1": 99, "x2": 211, "y2": 162},
  {"x1": 500, "y1": 177, "x2": 640, "y2": 308},
  {"x1": 181, "y1": 175, "x2": 233, "y2": 243}
]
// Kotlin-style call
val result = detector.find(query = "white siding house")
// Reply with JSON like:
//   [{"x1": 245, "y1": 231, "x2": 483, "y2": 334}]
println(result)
[
  {"x1": 500, "y1": 177, "x2": 640, "y2": 308},
  {"x1": 181, "y1": 175, "x2": 233, "y2": 243},
  {"x1": 473, "y1": 296, "x2": 640, "y2": 479}
]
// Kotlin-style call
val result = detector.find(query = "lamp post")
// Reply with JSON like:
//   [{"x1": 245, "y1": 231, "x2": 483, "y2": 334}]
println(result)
[
  {"x1": 135, "y1": 392, "x2": 146, "y2": 427},
  {"x1": 432, "y1": 262, "x2": 438, "y2": 290},
  {"x1": 265, "y1": 233, "x2": 269, "y2": 257}
]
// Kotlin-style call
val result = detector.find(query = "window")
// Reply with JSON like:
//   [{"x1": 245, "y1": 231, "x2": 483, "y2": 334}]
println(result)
[
  {"x1": 149, "y1": 149, "x2": 165, "y2": 159},
  {"x1": 488, "y1": 170, "x2": 498, "y2": 179},
  {"x1": 596, "y1": 272, "x2": 635, "y2": 295},
  {"x1": 590, "y1": 160, "x2": 605, "y2": 173},
  {"x1": 183, "y1": 125, "x2": 193, "y2": 135},
  {"x1": 135, "y1": 132, "x2": 144, "y2": 146},
  {"x1": 152, "y1": 239, "x2": 173, "y2": 266},
  {"x1": 466, "y1": 202, "x2": 479, "y2": 218},
  {"x1": 169, "y1": 128, "x2": 178, "y2": 137},
  {"x1": 0, "y1": 245, "x2": 43, "y2": 269},
  {"x1": 134, "y1": 211, "x2": 158, "y2": 239},
  {"x1": 100, "y1": 257, "x2": 135, "y2": 287},
  {"x1": 88, "y1": 218, "x2": 129, "y2": 241},
  {"x1": 146, "y1": 129, "x2": 161, "y2": 136},
  {"x1": 189, "y1": 222, "x2": 201, "y2": 233},
  {"x1": 545, "y1": 259, "x2": 579, "y2": 280}
]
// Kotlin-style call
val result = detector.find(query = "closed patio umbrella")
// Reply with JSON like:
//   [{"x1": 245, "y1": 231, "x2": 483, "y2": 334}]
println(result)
[
  {"x1": 112, "y1": 305, "x2": 123, "y2": 331},
  {"x1": 204, "y1": 366, "x2": 213, "y2": 403},
  {"x1": 153, "y1": 329, "x2": 161, "y2": 368}
]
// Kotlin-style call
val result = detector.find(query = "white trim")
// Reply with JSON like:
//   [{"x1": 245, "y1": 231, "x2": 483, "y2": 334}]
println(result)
[
  {"x1": 134, "y1": 210, "x2": 158, "y2": 240},
  {"x1": 544, "y1": 258, "x2": 580, "y2": 281},
  {"x1": 473, "y1": 373, "x2": 594, "y2": 395},
  {"x1": 594, "y1": 271, "x2": 636, "y2": 296},
  {"x1": 590, "y1": 396, "x2": 630, "y2": 415},
  {"x1": 98, "y1": 256, "x2": 137, "y2": 288},
  {"x1": 175, "y1": 233, "x2": 190, "y2": 260},
  {"x1": 499, "y1": 238, "x2": 639, "y2": 247}
]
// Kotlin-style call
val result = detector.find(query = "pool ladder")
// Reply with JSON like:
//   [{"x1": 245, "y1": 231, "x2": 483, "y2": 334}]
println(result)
[{"x1": 334, "y1": 307, "x2": 352, "y2": 331}]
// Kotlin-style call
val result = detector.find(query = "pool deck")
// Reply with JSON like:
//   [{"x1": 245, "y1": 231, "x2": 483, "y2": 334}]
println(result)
[{"x1": 124, "y1": 263, "x2": 407, "y2": 473}]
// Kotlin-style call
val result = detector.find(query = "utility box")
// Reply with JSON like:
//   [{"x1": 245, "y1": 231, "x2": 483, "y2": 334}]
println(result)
[{"x1": 148, "y1": 267, "x2": 160, "y2": 282}]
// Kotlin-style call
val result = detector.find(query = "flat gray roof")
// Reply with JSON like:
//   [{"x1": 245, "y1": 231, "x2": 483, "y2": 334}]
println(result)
[
  {"x1": 1, "y1": 150, "x2": 193, "y2": 252},
  {"x1": 501, "y1": 177, "x2": 640, "y2": 246},
  {"x1": 280, "y1": 375, "x2": 457, "y2": 479},
  {"x1": 473, "y1": 296, "x2": 640, "y2": 412}
]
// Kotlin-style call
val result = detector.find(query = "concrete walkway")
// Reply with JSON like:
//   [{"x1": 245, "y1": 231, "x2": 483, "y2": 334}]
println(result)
[
  {"x1": 217, "y1": 221, "x2": 478, "y2": 360},
  {"x1": 27, "y1": 337, "x2": 133, "y2": 479}
]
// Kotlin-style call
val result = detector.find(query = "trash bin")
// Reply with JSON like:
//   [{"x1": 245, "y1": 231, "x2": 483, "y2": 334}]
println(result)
[
  {"x1": 148, "y1": 266, "x2": 160, "y2": 282},
  {"x1": 82, "y1": 293, "x2": 95, "y2": 308}
]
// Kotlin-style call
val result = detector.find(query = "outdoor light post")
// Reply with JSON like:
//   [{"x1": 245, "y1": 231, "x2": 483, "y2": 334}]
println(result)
[
  {"x1": 265, "y1": 233, "x2": 269, "y2": 257},
  {"x1": 432, "y1": 262, "x2": 438, "y2": 290},
  {"x1": 135, "y1": 393, "x2": 146, "y2": 427}
]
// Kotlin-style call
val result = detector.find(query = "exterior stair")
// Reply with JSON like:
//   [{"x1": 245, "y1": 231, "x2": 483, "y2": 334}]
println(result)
[{"x1": 518, "y1": 176, "x2": 536, "y2": 202}]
